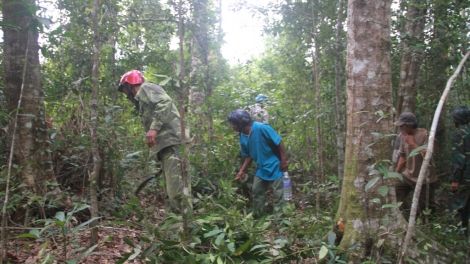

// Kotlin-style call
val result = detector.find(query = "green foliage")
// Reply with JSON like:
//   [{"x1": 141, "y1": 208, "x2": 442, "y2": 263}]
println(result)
[{"x1": 18, "y1": 204, "x2": 100, "y2": 263}]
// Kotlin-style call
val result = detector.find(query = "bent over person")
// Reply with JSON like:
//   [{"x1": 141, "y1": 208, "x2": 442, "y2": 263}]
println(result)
[
  {"x1": 449, "y1": 106, "x2": 470, "y2": 236},
  {"x1": 394, "y1": 112, "x2": 437, "y2": 217},
  {"x1": 118, "y1": 70, "x2": 190, "y2": 214},
  {"x1": 228, "y1": 109, "x2": 288, "y2": 217}
]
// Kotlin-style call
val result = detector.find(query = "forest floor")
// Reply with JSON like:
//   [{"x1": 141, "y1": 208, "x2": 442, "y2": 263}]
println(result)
[{"x1": 4, "y1": 195, "x2": 166, "y2": 264}]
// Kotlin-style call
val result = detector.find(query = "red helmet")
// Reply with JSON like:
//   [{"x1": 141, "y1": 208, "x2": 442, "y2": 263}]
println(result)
[{"x1": 118, "y1": 70, "x2": 145, "y2": 92}]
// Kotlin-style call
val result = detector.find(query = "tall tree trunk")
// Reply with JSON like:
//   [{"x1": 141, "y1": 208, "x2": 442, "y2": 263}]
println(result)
[
  {"x1": 337, "y1": 1, "x2": 459, "y2": 261},
  {"x1": 2, "y1": 0, "x2": 60, "y2": 204},
  {"x1": 337, "y1": 0, "x2": 399, "y2": 259},
  {"x1": 89, "y1": 0, "x2": 101, "y2": 245},
  {"x1": 178, "y1": 0, "x2": 190, "y2": 238},
  {"x1": 310, "y1": 0, "x2": 323, "y2": 216},
  {"x1": 395, "y1": 0, "x2": 427, "y2": 117},
  {"x1": 335, "y1": 0, "x2": 345, "y2": 189}
]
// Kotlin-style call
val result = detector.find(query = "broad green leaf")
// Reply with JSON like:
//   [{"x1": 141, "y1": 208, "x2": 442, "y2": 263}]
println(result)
[
  {"x1": 377, "y1": 239, "x2": 385, "y2": 248},
  {"x1": 328, "y1": 232, "x2": 336, "y2": 246},
  {"x1": 365, "y1": 177, "x2": 379, "y2": 192},
  {"x1": 409, "y1": 146, "x2": 427, "y2": 157},
  {"x1": 227, "y1": 242, "x2": 235, "y2": 253},
  {"x1": 215, "y1": 232, "x2": 225, "y2": 246},
  {"x1": 319, "y1": 245, "x2": 328, "y2": 259},
  {"x1": 378, "y1": 164, "x2": 388, "y2": 177},
  {"x1": 384, "y1": 172, "x2": 403, "y2": 181},
  {"x1": 378, "y1": 186, "x2": 389, "y2": 197},
  {"x1": 369, "y1": 169, "x2": 380, "y2": 176},
  {"x1": 204, "y1": 229, "x2": 223, "y2": 238},
  {"x1": 55, "y1": 211, "x2": 65, "y2": 222}
]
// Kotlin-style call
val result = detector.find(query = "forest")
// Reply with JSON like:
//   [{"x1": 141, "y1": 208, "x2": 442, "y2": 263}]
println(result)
[{"x1": 1, "y1": 0, "x2": 470, "y2": 263}]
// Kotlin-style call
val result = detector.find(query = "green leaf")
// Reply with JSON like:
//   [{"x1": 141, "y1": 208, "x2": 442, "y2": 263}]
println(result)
[
  {"x1": 18, "y1": 114, "x2": 36, "y2": 118},
  {"x1": 319, "y1": 245, "x2": 329, "y2": 259},
  {"x1": 378, "y1": 164, "x2": 388, "y2": 177},
  {"x1": 55, "y1": 211, "x2": 65, "y2": 222},
  {"x1": 365, "y1": 177, "x2": 379, "y2": 192},
  {"x1": 369, "y1": 169, "x2": 381, "y2": 176},
  {"x1": 384, "y1": 172, "x2": 403, "y2": 181},
  {"x1": 328, "y1": 232, "x2": 336, "y2": 246},
  {"x1": 203, "y1": 229, "x2": 223, "y2": 238},
  {"x1": 234, "y1": 235, "x2": 253, "y2": 255},
  {"x1": 381, "y1": 204, "x2": 398, "y2": 209},
  {"x1": 16, "y1": 233, "x2": 39, "y2": 239},
  {"x1": 378, "y1": 186, "x2": 389, "y2": 197},
  {"x1": 123, "y1": 237, "x2": 135, "y2": 247},
  {"x1": 409, "y1": 146, "x2": 427, "y2": 157},
  {"x1": 348, "y1": 242, "x2": 358, "y2": 250},
  {"x1": 377, "y1": 239, "x2": 385, "y2": 248},
  {"x1": 215, "y1": 232, "x2": 225, "y2": 246},
  {"x1": 371, "y1": 198, "x2": 381, "y2": 204},
  {"x1": 71, "y1": 217, "x2": 100, "y2": 234},
  {"x1": 227, "y1": 242, "x2": 235, "y2": 253}
]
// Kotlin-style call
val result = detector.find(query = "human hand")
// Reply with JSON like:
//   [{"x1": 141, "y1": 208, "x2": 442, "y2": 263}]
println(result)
[
  {"x1": 402, "y1": 133, "x2": 415, "y2": 145},
  {"x1": 233, "y1": 172, "x2": 245, "y2": 181},
  {"x1": 146, "y1": 129, "x2": 157, "y2": 147},
  {"x1": 451, "y1": 182, "x2": 459, "y2": 192},
  {"x1": 280, "y1": 158, "x2": 289, "y2": 172}
]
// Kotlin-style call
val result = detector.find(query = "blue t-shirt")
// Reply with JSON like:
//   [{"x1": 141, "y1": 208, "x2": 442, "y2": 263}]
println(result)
[{"x1": 240, "y1": 122, "x2": 283, "y2": 181}]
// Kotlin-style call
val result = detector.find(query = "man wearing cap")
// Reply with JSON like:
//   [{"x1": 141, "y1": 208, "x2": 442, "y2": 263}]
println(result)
[
  {"x1": 118, "y1": 70, "x2": 191, "y2": 214},
  {"x1": 394, "y1": 112, "x2": 437, "y2": 217}
]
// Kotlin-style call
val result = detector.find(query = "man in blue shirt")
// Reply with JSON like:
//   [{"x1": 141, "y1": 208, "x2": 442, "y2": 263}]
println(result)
[{"x1": 228, "y1": 109, "x2": 289, "y2": 217}]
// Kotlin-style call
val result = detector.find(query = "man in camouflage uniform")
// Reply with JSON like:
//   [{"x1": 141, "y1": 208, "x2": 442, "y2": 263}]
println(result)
[
  {"x1": 449, "y1": 106, "x2": 470, "y2": 236},
  {"x1": 394, "y1": 112, "x2": 437, "y2": 217},
  {"x1": 118, "y1": 70, "x2": 190, "y2": 214},
  {"x1": 249, "y1": 94, "x2": 269, "y2": 124}
]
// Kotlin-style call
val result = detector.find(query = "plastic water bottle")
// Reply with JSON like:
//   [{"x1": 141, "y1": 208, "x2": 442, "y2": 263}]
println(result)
[{"x1": 283, "y1": 172, "x2": 292, "y2": 201}]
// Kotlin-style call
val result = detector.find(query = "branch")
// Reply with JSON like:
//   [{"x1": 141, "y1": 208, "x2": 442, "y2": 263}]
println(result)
[
  {"x1": 399, "y1": 50, "x2": 470, "y2": 263},
  {"x1": 120, "y1": 18, "x2": 175, "y2": 26}
]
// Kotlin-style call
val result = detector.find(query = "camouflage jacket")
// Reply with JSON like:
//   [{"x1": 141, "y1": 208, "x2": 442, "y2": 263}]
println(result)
[
  {"x1": 451, "y1": 124, "x2": 470, "y2": 185},
  {"x1": 249, "y1": 103, "x2": 269, "y2": 124},
  {"x1": 135, "y1": 82, "x2": 183, "y2": 154}
]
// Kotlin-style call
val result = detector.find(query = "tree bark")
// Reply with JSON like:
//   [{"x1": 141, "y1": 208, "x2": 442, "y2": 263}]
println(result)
[
  {"x1": 395, "y1": 0, "x2": 427, "y2": 117},
  {"x1": 337, "y1": 0, "x2": 401, "y2": 260},
  {"x1": 89, "y1": 0, "x2": 101, "y2": 245},
  {"x1": 310, "y1": 0, "x2": 323, "y2": 216},
  {"x1": 334, "y1": 0, "x2": 345, "y2": 188},
  {"x1": 336, "y1": 1, "x2": 459, "y2": 261},
  {"x1": 2, "y1": 0, "x2": 59, "y2": 196}
]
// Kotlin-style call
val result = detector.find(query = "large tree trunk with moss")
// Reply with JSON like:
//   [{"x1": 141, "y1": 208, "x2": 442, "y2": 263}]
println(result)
[
  {"x1": 335, "y1": 1, "x2": 458, "y2": 262},
  {"x1": 2, "y1": 0, "x2": 59, "y2": 197}
]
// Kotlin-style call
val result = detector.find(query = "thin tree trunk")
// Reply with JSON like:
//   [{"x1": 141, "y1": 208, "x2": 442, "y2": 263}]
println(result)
[
  {"x1": 395, "y1": 0, "x2": 427, "y2": 117},
  {"x1": 335, "y1": 0, "x2": 345, "y2": 189},
  {"x1": 89, "y1": 0, "x2": 101, "y2": 245},
  {"x1": 399, "y1": 50, "x2": 470, "y2": 263},
  {"x1": 310, "y1": 0, "x2": 323, "y2": 216},
  {"x1": 178, "y1": 0, "x2": 190, "y2": 238}
]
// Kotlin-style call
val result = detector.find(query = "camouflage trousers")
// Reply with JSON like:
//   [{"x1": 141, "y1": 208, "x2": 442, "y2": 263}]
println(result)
[
  {"x1": 449, "y1": 188, "x2": 470, "y2": 235},
  {"x1": 252, "y1": 176, "x2": 285, "y2": 218},
  {"x1": 158, "y1": 145, "x2": 191, "y2": 214}
]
